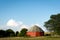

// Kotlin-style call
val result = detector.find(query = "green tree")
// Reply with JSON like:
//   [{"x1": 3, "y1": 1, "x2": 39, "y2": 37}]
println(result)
[
  {"x1": 6, "y1": 29, "x2": 15, "y2": 37},
  {"x1": 16, "y1": 31, "x2": 19, "y2": 37},
  {"x1": 0, "y1": 30, "x2": 6, "y2": 37},
  {"x1": 44, "y1": 14, "x2": 60, "y2": 35},
  {"x1": 20, "y1": 28, "x2": 28, "y2": 37}
]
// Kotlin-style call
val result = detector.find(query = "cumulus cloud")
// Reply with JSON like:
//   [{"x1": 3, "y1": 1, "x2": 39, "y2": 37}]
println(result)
[
  {"x1": 6, "y1": 19, "x2": 24, "y2": 27},
  {"x1": 6, "y1": 19, "x2": 28, "y2": 32},
  {"x1": 7, "y1": 19, "x2": 19, "y2": 27},
  {"x1": 20, "y1": 25, "x2": 29, "y2": 29}
]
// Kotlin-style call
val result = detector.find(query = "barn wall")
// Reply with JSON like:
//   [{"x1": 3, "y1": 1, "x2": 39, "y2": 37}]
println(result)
[
  {"x1": 26, "y1": 32, "x2": 44, "y2": 37},
  {"x1": 26, "y1": 32, "x2": 36, "y2": 37}
]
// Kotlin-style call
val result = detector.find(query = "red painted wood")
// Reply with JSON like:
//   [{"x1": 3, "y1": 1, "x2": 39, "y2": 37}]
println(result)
[{"x1": 26, "y1": 32, "x2": 44, "y2": 37}]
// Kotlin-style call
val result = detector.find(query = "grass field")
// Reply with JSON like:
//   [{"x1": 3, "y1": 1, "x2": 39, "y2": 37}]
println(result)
[{"x1": 0, "y1": 36, "x2": 60, "y2": 40}]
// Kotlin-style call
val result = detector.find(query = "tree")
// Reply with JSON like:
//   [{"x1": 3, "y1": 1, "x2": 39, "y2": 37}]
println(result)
[
  {"x1": 44, "y1": 14, "x2": 60, "y2": 35},
  {"x1": 19, "y1": 28, "x2": 28, "y2": 36},
  {"x1": 16, "y1": 31, "x2": 19, "y2": 37},
  {"x1": 0, "y1": 30, "x2": 6, "y2": 37},
  {"x1": 6, "y1": 29, "x2": 15, "y2": 37}
]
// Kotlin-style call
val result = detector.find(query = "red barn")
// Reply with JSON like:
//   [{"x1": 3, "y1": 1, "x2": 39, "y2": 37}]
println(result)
[{"x1": 26, "y1": 25, "x2": 44, "y2": 37}]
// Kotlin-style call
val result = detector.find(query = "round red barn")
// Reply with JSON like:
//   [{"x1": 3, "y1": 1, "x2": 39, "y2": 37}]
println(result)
[{"x1": 26, "y1": 25, "x2": 44, "y2": 37}]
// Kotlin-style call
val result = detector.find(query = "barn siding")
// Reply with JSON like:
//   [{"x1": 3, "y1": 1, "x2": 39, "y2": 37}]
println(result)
[{"x1": 26, "y1": 32, "x2": 44, "y2": 37}]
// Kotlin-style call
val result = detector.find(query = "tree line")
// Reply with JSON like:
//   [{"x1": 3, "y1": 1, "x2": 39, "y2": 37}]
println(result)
[{"x1": 0, "y1": 28, "x2": 27, "y2": 37}]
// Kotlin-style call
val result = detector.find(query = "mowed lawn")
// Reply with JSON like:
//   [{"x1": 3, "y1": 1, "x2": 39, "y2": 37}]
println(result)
[{"x1": 0, "y1": 36, "x2": 60, "y2": 40}]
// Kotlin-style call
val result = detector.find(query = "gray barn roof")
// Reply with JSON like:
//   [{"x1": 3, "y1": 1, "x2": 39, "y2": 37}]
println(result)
[{"x1": 27, "y1": 25, "x2": 44, "y2": 32}]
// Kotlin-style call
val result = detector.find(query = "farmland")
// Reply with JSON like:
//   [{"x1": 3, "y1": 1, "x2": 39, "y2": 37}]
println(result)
[{"x1": 0, "y1": 36, "x2": 60, "y2": 40}]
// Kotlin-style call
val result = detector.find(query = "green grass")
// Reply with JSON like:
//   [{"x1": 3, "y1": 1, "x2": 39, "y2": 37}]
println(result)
[{"x1": 0, "y1": 36, "x2": 60, "y2": 40}]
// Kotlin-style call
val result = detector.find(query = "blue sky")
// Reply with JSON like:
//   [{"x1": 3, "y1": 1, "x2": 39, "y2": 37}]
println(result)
[{"x1": 0, "y1": 0, "x2": 60, "y2": 32}]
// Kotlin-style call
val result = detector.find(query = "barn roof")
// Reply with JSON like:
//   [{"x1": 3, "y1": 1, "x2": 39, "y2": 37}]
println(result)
[{"x1": 27, "y1": 25, "x2": 44, "y2": 32}]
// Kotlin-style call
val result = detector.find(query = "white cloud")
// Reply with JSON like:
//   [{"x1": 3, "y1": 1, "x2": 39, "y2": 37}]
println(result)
[
  {"x1": 6, "y1": 19, "x2": 29, "y2": 32},
  {"x1": 7, "y1": 19, "x2": 18, "y2": 27},
  {"x1": 20, "y1": 25, "x2": 29, "y2": 29}
]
